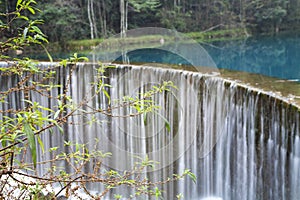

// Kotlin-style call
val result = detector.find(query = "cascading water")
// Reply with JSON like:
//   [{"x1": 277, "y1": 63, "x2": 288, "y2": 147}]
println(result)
[{"x1": 1, "y1": 63, "x2": 300, "y2": 199}]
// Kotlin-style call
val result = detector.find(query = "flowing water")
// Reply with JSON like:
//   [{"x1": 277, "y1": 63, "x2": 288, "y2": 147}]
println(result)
[{"x1": 1, "y1": 63, "x2": 300, "y2": 199}]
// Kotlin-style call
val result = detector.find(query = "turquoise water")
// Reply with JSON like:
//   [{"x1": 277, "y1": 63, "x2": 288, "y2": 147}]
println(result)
[
  {"x1": 115, "y1": 48, "x2": 193, "y2": 65},
  {"x1": 23, "y1": 34, "x2": 300, "y2": 81},
  {"x1": 204, "y1": 35, "x2": 300, "y2": 80},
  {"x1": 26, "y1": 48, "x2": 191, "y2": 65},
  {"x1": 115, "y1": 35, "x2": 300, "y2": 80}
]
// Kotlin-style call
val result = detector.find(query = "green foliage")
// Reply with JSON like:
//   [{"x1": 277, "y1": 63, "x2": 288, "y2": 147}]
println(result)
[
  {"x1": 129, "y1": 0, "x2": 161, "y2": 12},
  {"x1": 187, "y1": 29, "x2": 246, "y2": 42},
  {"x1": 23, "y1": 122, "x2": 37, "y2": 168},
  {"x1": 36, "y1": 2, "x2": 87, "y2": 47},
  {"x1": 0, "y1": 0, "x2": 48, "y2": 58},
  {"x1": 157, "y1": 6, "x2": 192, "y2": 32},
  {"x1": 248, "y1": 0, "x2": 288, "y2": 32}
]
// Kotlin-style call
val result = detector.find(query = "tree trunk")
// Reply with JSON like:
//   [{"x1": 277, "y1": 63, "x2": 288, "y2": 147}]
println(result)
[
  {"x1": 103, "y1": 1, "x2": 107, "y2": 38},
  {"x1": 98, "y1": 2, "x2": 104, "y2": 37},
  {"x1": 120, "y1": 0, "x2": 127, "y2": 38},
  {"x1": 87, "y1": 0, "x2": 94, "y2": 39},
  {"x1": 98, "y1": 0, "x2": 108, "y2": 37},
  {"x1": 125, "y1": 0, "x2": 128, "y2": 32},
  {"x1": 120, "y1": 0, "x2": 129, "y2": 63},
  {"x1": 91, "y1": 0, "x2": 98, "y2": 38},
  {"x1": 120, "y1": 0, "x2": 124, "y2": 37}
]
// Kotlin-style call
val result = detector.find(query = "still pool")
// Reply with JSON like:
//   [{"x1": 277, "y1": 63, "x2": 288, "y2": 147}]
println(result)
[
  {"x1": 22, "y1": 34, "x2": 300, "y2": 81},
  {"x1": 119, "y1": 34, "x2": 300, "y2": 81},
  {"x1": 203, "y1": 34, "x2": 300, "y2": 81}
]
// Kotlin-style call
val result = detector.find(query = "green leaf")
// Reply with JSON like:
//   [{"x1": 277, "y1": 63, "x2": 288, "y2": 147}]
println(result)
[
  {"x1": 1, "y1": 136, "x2": 7, "y2": 148},
  {"x1": 143, "y1": 113, "x2": 148, "y2": 125},
  {"x1": 17, "y1": 15, "x2": 29, "y2": 21},
  {"x1": 24, "y1": 122, "x2": 37, "y2": 168},
  {"x1": 31, "y1": 26, "x2": 44, "y2": 35},
  {"x1": 17, "y1": 0, "x2": 22, "y2": 7},
  {"x1": 53, "y1": 110, "x2": 60, "y2": 119},
  {"x1": 41, "y1": 44, "x2": 52, "y2": 62},
  {"x1": 153, "y1": 110, "x2": 171, "y2": 132},
  {"x1": 34, "y1": 34, "x2": 48, "y2": 43},
  {"x1": 64, "y1": 141, "x2": 71, "y2": 146},
  {"x1": 102, "y1": 89, "x2": 111, "y2": 104},
  {"x1": 114, "y1": 194, "x2": 123, "y2": 199},
  {"x1": 184, "y1": 169, "x2": 197, "y2": 184},
  {"x1": 37, "y1": 135, "x2": 44, "y2": 154},
  {"x1": 165, "y1": 121, "x2": 171, "y2": 132},
  {"x1": 60, "y1": 59, "x2": 68, "y2": 67},
  {"x1": 134, "y1": 103, "x2": 141, "y2": 112},
  {"x1": 27, "y1": 7, "x2": 35, "y2": 14},
  {"x1": 154, "y1": 187, "x2": 161, "y2": 198},
  {"x1": 23, "y1": 99, "x2": 33, "y2": 105},
  {"x1": 49, "y1": 147, "x2": 58, "y2": 152}
]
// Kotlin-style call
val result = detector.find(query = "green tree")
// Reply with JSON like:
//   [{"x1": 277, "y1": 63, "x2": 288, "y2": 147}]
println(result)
[
  {"x1": 157, "y1": 5, "x2": 192, "y2": 32},
  {"x1": 247, "y1": 0, "x2": 288, "y2": 33},
  {"x1": 36, "y1": 0, "x2": 88, "y2": 48},
  {"x1": 120, "y1": 0, "x2": 160, "y2": 37}
]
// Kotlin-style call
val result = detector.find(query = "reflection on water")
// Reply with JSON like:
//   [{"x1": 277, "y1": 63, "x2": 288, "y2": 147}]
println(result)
[
  {"x1": 205, "y1": 34, "x2": 300, "y2": 80},
  {"x1": 115, "y1": 48, "x2": 192, "y2": 65},
  {"x1": 22, "y1": 34, "x2": 300, "y2": 81},
  {"x1": 97, "y1": 34, "x2": 300, "y2": 81}
]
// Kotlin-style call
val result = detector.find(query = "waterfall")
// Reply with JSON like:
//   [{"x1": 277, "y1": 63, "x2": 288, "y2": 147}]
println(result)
[{"x1": 1, "y1": 63, "x2": 299, "y2": 199}]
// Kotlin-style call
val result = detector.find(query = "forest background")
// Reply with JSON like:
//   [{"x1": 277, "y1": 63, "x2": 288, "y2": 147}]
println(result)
[{"x1": 1, "y1": 0, "x2": 300, "y2": 52}]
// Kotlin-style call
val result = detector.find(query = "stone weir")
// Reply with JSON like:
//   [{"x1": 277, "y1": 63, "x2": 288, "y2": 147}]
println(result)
[{"x1": 0, "y1": 62, "x2": 299, "y2": 199}]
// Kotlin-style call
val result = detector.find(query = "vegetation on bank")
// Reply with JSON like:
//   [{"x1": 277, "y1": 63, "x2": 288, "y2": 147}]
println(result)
[
  {"x1": 41, "y1": 28, "x2": 247, "y2": 53},
  {"x1": 65, "y1": 26, "x2": 300, "y2": 53},
  {"x1": 186, "y1": 28, "x2": 247, "y2": 42}
]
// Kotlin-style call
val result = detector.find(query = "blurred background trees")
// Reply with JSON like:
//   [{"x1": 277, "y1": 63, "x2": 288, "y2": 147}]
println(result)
[{"x1": 1, "y1": 0, "x2": 300, "y2": 44}]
